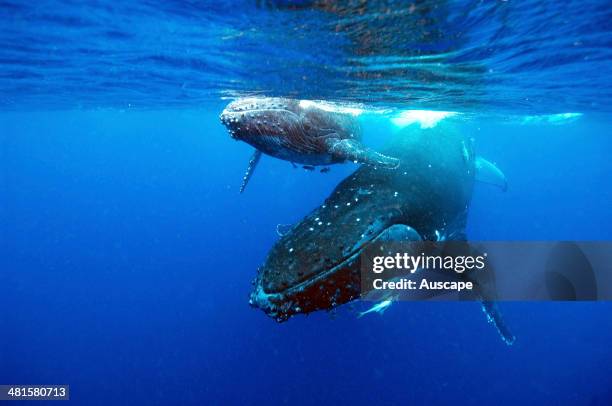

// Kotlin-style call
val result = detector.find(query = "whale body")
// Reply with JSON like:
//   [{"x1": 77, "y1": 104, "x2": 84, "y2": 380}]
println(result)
[
  {"x1": 249, "y1": 124, "x2": 514, "y2": 344},
  {"x1": 219, "y1": 97, "x2": 399, "y2": 192}
]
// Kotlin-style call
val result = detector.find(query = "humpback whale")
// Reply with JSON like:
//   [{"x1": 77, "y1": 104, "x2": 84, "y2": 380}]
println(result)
[
  {"x1": 249, "y1": 124, "x2": 514, "y2": 344},
  {"x1": 219, "y1": 97, "x2": 399, "y2": 192}
]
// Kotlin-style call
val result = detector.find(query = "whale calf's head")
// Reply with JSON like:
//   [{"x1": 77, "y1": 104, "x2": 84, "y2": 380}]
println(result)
[
  {"x1": 219, "y1": 97, "x2": 361, "y2": 157},
  {"x1": 219, "y1": 97, "x2": 303, "y2": 142}
]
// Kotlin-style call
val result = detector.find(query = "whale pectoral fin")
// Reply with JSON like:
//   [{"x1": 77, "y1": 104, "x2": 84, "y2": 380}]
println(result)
[
  {"x1": 327, "y1": 139, "x2": 400, "y2": 169},
  {"x1": 466, "y1": 249, "x2": 515, "y2": 345},
  {"x1": 239, "y1": 150, "x2": 262, "y2": 193},
  {"x1": 442, "y1": 242, "x2": 515, "y2": 345},
  {"x1": 475, "y1": 156, "x2": 507, "y2": 191},
  {"x1": 480, "y1": 300, "x2": 516, "y2": 345}
]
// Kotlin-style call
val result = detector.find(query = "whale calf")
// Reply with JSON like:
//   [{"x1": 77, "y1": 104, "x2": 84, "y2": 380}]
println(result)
[
  {"x1": 249, "y1": 124, "x2": 514, "y2": 344},
  {"x1": 219, "y1": 97, "x2": 399, "y2": 192}
]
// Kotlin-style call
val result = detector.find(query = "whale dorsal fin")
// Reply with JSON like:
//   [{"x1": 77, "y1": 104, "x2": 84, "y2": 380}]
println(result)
[
  {"x1": 475, "y1": 156, "x2": 507, "y2": 191},
  {"x1": 239, "y1": 150, "x2": 262, "y2": 193},
  {"x1": 326, "y1": 138, "x2": 400, "y2": 169}
]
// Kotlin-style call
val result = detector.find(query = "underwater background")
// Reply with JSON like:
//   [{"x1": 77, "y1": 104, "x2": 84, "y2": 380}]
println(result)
[{"x1": 1, "y1": 1, "x2": 612, "y2": 405}]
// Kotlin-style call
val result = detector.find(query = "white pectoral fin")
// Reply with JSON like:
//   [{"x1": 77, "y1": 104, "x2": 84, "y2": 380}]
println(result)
[
  {"x1": 358, "y1": 299, "x2": 394, "y2": 318},
  {"x1": 239, "y1": 150, "x2": 262, "y2": 193},
  {"x1": 475, "y1": 156, "x2": 507, "y2": 192}
]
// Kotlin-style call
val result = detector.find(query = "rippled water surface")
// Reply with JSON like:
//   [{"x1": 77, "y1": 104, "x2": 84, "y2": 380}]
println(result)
[{"x1": 1, "y1": 0, "x2": 611, "y2": 112}]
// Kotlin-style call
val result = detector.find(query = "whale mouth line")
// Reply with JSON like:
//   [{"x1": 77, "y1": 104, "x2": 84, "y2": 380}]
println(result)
[{"x1": 263, "y1": 223, "x2": 393, "y2": 297}]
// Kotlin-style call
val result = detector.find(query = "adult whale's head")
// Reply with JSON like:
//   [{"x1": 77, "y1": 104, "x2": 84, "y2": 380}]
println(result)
[{"x1": 250, "y1": 125, "x2": 477, "y2": 320}]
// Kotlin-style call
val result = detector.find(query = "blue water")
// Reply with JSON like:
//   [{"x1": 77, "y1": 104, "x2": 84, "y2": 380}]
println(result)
[{"x1": 2, "y1": 1, "x2": 612, "y2": 405}]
